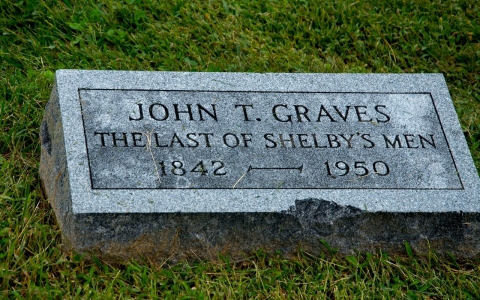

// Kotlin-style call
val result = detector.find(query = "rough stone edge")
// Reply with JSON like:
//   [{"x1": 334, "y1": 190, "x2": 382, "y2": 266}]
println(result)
[
  {"x1": 60, "y1": 199, "x2": 480, "y2": 264},
  {"x1": 39, "y1": 80, "x2": 76, "y2": 251}
]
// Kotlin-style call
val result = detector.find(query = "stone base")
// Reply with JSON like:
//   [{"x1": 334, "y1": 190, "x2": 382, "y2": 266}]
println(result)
[{"x1": 52, "y1": 199, "x2": 480, "y2": 263}]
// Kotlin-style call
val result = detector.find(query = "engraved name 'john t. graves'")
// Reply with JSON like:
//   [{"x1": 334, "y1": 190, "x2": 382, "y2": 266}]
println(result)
[{"x1": 40, "y1": 71, "x2": 480, "y2": 263}]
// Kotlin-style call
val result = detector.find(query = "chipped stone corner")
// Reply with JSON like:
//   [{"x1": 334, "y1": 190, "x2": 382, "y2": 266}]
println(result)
[{"x1": 284, "y1": 198, "x2": 364, "y2": 223}]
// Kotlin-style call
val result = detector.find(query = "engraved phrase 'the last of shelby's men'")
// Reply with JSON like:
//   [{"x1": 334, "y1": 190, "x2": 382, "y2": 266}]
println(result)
[{"x1": 93, "y1": 102, "x2": 436, "y2": 151}]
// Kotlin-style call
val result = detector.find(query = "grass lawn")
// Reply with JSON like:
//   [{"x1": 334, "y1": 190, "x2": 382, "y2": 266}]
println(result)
[{"x1": 1, "y1": 0, "x2": 480, "y2": 298}]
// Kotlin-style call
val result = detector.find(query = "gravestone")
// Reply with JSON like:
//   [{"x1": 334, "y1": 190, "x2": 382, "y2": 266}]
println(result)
[{"x1": 40, "y1": 70, "x2": 480, "y2": 262}]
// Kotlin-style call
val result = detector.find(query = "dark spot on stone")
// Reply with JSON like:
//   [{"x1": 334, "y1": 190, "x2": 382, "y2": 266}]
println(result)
[
  {"x1": 286, "y1": 199, "x2": 363, "y2": 223},
  {"x1": 41, "y1": 121, "x2": 52, "y2": 156}
]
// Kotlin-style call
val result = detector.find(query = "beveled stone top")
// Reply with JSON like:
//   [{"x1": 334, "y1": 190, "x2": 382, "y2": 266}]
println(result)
[{"x1": 47, "y1": 71, "x2": 480, "y2": 213}]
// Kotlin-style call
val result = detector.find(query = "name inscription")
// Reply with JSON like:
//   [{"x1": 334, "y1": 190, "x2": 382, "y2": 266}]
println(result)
[{"x1": 79, "y1": 90, "x2": 462, "y2": 190}]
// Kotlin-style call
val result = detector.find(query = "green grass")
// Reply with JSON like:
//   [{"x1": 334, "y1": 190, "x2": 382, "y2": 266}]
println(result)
[{"x1": 1, "y1": 0, "x2": 480, "y2": 298}]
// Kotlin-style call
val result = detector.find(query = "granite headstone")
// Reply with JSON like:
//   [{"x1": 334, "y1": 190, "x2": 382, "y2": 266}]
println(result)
[{"x1": 40, "y1": 70, "x2": 480, "y2": 262}]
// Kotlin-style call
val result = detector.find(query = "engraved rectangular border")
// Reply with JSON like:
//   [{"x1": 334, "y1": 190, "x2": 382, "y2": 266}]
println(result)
[{"x1": 78, "y1": 89, "x2": 464, "y2": 191}]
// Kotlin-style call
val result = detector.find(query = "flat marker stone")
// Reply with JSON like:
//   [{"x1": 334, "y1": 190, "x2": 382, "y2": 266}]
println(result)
[{"x1": 40, "y1": 70, "x2": 480, "y2": 262}]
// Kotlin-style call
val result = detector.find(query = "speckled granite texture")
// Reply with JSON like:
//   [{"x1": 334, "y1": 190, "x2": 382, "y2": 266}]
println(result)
[{"x1": 40, "y1": 71, "x2": 480, "y2": 263}]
